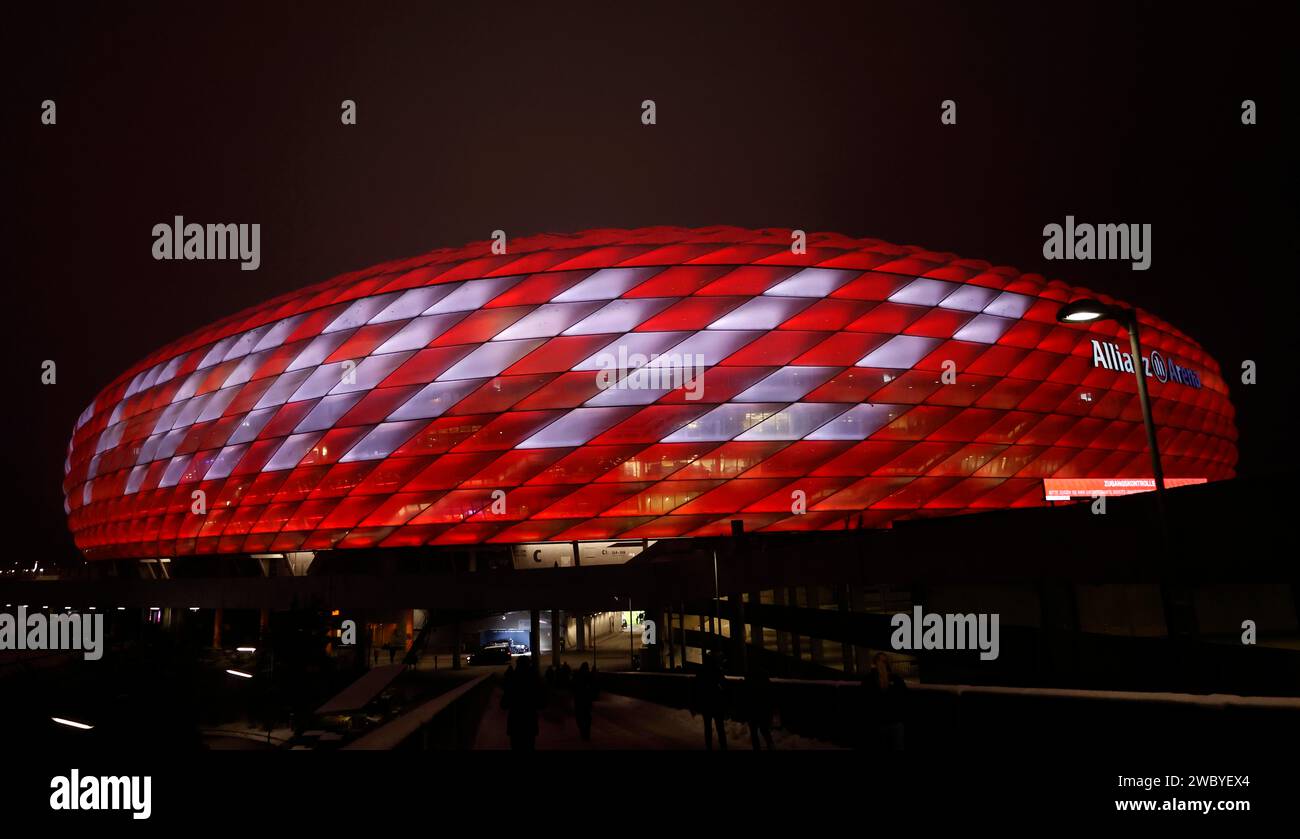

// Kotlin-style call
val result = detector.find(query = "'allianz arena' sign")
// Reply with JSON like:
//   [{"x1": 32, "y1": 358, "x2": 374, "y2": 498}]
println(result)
[{"x1": 1089, "y1": 340, "x2": 1202, "y2": 389}]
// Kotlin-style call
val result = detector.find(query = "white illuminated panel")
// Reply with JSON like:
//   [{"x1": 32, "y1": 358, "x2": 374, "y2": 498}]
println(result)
[
  {"x1": 763, "y1": 268, "x2": 858, "y2": 297},
  {"x1": 662, "y1": 403, "x2": 783, "y2": 442},
  {"x1": 708, "y1": 297, "x2": 812, "y2": 330},
  {"x1": 388, "y1": 379, "x2": 483, "y2": 421},
  {"x1": 552, "y1": 268, "x2": 660, "y2": 302},
  {"x1": 857, "y1": 335, "x2": 942, "y2": 368}
]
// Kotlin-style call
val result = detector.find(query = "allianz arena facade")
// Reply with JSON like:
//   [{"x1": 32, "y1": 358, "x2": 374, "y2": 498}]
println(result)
[{"x1": 64, "y1": 227, "x2": 1237, "y2": 560}]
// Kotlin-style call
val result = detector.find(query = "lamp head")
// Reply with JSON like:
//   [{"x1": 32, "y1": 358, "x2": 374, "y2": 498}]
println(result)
[{"x1": 1057, "y1": 298, "x2": 1115, "y2": 324}]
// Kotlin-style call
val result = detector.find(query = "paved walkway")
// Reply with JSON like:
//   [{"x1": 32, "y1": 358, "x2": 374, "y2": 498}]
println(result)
[
  {"x1": 368, "y1": 619, "x2": 642, "y2": 672},
  {"x1": 472, "y1": 685, "x2": 841, "y2": 750}
]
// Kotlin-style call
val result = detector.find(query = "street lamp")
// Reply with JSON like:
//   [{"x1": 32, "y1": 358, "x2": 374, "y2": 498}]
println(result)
[
  {"x1": 615, "y1": 595, "x2": 635, "y2": 669},
  {"x1": 1056, "y1": 299, "x2": 1166, "y2": 497},
  {"x1": 628, "y1": 596, "x2": 635, "y2": 669}
]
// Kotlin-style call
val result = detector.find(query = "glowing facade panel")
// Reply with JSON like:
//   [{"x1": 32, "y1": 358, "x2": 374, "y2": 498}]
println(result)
[{"x1": 64, "y1": 227, "x2": 1237, "y2": 558}]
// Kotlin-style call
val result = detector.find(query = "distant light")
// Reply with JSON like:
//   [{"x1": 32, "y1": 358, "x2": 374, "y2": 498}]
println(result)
[
  {"x1": 236, "y1": 646, "x2": 257, "y2": 653},
  {"x1": 116, "y1": 607, "x2": 125, "y2": 611},
  {"x1": 52, "y1": 717, "x2": 94, "y2": 730},
  {"x1": 225, "y1": 669, "x2": 254, "y2": 679},
  {"x1": 189, "y1": 607, "x2": 200, "y2": 611}
]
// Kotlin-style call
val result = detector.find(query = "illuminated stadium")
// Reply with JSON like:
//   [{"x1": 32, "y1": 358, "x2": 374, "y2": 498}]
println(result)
[{"x1": 62, "y1": 227, "x2": 1237, "y2": 561}]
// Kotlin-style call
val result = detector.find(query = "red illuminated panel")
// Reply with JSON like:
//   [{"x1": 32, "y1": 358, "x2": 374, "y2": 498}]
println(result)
[{"x1": 63, "y1": 227, "x2": 1237, "y2": 559}]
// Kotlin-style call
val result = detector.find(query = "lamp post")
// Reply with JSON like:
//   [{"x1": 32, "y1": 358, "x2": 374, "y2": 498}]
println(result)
[
  {"x1": 1057, "y1": 299, "x2": 1166, "y2": 495},
  {"x1": 1058, "y1": 298, "x2": 1195, "y2": 641},
  {"x1": 711, "y1": 550, "x2": 721, "y2": 664},
  {"x1": 1057, "y1": 299, "x2": 1170, "y2": 551},
  {"x1": 614, "y1": 595, "x2": 636, "y2": 669}
]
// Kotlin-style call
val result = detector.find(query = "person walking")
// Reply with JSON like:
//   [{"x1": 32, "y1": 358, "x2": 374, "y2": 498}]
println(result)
[
  {"x1": 743, "y1": 664, "x2": 775, "y2": 750},
  {"x1": 572, "y1": 662, "x2": 595, "y2": 741},
  {"x1": 690, "y1": 655, "x2": 729, "y2": 750},
  {"x1": 863, "y1": 652, "x2": 908, "y2": 752},
  {"x1": 504, "y1": 656, "x2": 542, "y2": 750}
]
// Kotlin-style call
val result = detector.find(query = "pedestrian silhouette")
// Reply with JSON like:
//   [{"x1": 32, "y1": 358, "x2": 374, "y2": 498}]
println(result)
[
  {"x1": 691, "y1": 655, "x2": 729, "y2": 750},
  {"x1": 862, "y1": 652, "x2": 907, "y2": 752},
  {"x1": 503, "y1": 656, "x2": 542, "y2": 750},
  {"x1": 572, "y1": 662, "x2": 595, "y2": 741},
  {"x1": 743, "y1": 664, "x2": 775, "y2": 750}
]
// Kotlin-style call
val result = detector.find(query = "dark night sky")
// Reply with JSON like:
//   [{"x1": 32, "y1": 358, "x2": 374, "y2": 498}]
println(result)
[{"x1": 4, "y1": 1, "x2": 1295, "y2": 568}]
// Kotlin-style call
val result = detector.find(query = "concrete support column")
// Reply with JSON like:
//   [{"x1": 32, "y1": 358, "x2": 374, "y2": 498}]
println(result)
[
  {"x1": 355, "y1": 610, "x2": 370, "y2": 672},
  {"x1": 530, "y1": 609, "x2": 541, "y2": 665},
  {"x1": 650, "y1": 606, "x2": 667, "y2": 670},
  {"x1": 212, "y1": 607, "x2": 223, "y2": 649},
  {"x1": 666, "y1": 606, "x2": 677, "y2": 670},
  {"x1": 258, "y1": 608, "x2": 270, "y2": 641},
  {"x1": 451, "y1": 619, "x2": 462, "y2": 670},
  {"x1": 807, "y1": 585, "x2": 825, "y2": 665},
  {"x1": 730, "y1": 592, "x2": 747, "y2": 674},
  {"x1": 787, "y1": 587, "x2": 801, "y2": 663},
  {"x1": 837, "y1": 583, "x2": 854, "y2": 675},
  {"x1": 627, "y1": 602, "x2": 637, "y2": 670},
  {"x1": 774, "y1": 587, "x2": 789, "y2": 656},
  {"x1": 576, "y1": 612, "x2": 586, "y2": 651},
  {"x1": 852, "y1": 585, "x2": 872, "y2": 674},
  {"x1": 551, "y1": 608, "x2": 561, "y2": 669},
  {"x1": 748, "y1": 590, "x2": 762, "y2": 657},
  {"x1": 678, "y1": 604, "x2": 687, "y2": 669}
]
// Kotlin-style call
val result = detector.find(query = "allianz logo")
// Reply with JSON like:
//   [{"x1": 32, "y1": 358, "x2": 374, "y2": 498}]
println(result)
[{"x1": 1091, "y1": 339, "x2": 1202, "y2": 389}]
